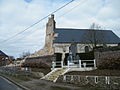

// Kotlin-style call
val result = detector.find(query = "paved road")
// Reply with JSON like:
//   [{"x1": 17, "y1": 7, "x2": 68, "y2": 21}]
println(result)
[{"x1": 0, "y1": 76, "x2": 22, "y2": 90}]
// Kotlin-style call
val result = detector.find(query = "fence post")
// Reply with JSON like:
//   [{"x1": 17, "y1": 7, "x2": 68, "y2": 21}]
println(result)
[
  {"x1": 79, "y1": 60, "x2": 81, "y2": 68},
  {"x1": 61, "y1": 61, "x2": 63, "y2": 68},
  {"x1": 83, "y1": 63, "x2": 86, "y2": 68},
  {"x1": 52, "y1": 61, "x2": 55, "y2": 69},
  {"x1": 68, "y1": 61, "x2": 69, "y2": 68},
  {"x1": 94, "y1": 59, "x2": 96, "y2": 68}
]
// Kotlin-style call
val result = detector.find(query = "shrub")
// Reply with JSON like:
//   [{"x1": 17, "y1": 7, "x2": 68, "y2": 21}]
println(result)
[
  {"x1": 22, "y1": 61, "x2": 50, "y2": 68},
  {"x1": 98, "y1": 56, "x2": 120, "y2": 70}
]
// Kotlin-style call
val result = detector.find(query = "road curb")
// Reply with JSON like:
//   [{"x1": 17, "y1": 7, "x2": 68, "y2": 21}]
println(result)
[{"x1": 0, "y1": 75, "x2": 30, "y2": 90}]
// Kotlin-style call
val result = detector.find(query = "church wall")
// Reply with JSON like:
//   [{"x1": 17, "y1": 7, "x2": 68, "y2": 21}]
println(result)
[
  {"x1": 53, "y1": 43, "x2": 118, "y2": 54},
  {"x1": 54, "y1": 43, "x2": 87, "y2": 54},
  {"x1": 53, "y1": 43, "x2": 118, "y2": 61},
  {"x1": 53, "y1": 44, "x2": 70, "y2": 53},
  {"x1": 103, "y1": 44, "x2": 117, "y2": 46}
]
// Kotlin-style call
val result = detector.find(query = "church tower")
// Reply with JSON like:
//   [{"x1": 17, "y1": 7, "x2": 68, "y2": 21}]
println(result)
[{"x1": 45, "y1": 14, "x2": 56, "y2": 54}]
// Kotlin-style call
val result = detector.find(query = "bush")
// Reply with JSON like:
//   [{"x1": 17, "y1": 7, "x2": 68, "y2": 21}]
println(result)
[
  {"x1": 98, "y1": 56, "x2": 120, "y2": 70},
  {"x1": 22, "y1": 62, "x2": 50, "y2": 68}
]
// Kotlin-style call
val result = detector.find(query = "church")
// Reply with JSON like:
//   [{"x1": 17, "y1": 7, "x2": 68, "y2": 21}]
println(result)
[{"x1": 30, "y1": 14, "x2": 120, "y2": 66}]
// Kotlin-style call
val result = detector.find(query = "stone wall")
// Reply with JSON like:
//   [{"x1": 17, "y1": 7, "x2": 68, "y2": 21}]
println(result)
[
  {"x1": 29, "y1": 15, "x2": 55, "y2": 58},
  {"x1": 0, "y1": 67, "x2": 44, "y2": 78},
  {"x1": 25, "y1": 55, "x2": 56, "y2": 67},
  {"x1": 44, "y1": 14, "x2": 55, "y2": 55},
  {"x1": 54, "y1": 43, "x2": 118, "y2": 54},
  {"x1": 54, "y1": 43, "x2": 93, "y2": 54},
  {"x1": 57, "y1": 75, "x2": 120, "y2": 90},
  {"x1": 94, "y1": 47, "x2": 120, "y2": 66}
]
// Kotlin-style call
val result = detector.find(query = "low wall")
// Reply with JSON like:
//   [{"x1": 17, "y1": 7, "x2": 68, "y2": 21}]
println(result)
[
  {"x1": 0, "y1": 67, "x2": 43, "y2": 78},
  {"x1": 25, "y1": 55, "x2": 56, "y2": 67},
  {"x1": 57, "y1": 75, "x2": 120, "y2": 90},
  {"x1": 94, "y1": 49, "x2": 120, "y2": 66}
]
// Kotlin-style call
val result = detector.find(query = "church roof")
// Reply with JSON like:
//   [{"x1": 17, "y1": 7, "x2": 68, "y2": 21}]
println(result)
[
  {"x1": 53, "y1": 28, "x2": 120, "y2": 44},
  {"x1": 0, "y1": 50, "x2": 8, "y2": 56}
]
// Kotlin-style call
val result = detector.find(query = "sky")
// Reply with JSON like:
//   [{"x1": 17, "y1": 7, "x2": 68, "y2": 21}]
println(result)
[{"x1": 0, "y1": 0, "x2": 120, "y2": 58}]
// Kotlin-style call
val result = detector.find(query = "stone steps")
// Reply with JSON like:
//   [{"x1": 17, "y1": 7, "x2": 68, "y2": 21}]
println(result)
[{"x1": 43, "y1": 68, "x2": 68, "y2": 82}]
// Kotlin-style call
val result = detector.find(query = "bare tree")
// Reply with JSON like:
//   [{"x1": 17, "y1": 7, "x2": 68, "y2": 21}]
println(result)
[
  {"x1": 9, "y1": 56, "x2": 15, "y2": 60},
  {"x1": 84, "y1": 23, "x2": 104, "y2": 50},
  {"x1": 19, "y1": 51, "x2": 31, "y2": 59}
]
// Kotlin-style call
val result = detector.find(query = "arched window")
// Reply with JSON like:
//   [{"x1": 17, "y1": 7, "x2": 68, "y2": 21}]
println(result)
[{"x1": 85, "y1": 46, "x2": 89, "y2": 53}]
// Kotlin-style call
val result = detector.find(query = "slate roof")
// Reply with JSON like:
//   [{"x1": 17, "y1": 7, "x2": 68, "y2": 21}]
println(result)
[
  {"x1": 0, "y1": 50, "x2": 8, "y2": 56},
  {"x1": 53, "y1": 28, "x2": 120, "y2": 44}
]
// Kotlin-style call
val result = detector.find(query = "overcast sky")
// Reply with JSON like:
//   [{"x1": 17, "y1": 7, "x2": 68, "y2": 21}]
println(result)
[{"x1": 0, "y1": 0, "x2": 120, "y2": 58}]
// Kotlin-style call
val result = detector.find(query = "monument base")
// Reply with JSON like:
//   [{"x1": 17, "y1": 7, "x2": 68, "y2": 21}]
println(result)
[{"x1": 69, "y1": 62, "x2": 74, "y2": 65}]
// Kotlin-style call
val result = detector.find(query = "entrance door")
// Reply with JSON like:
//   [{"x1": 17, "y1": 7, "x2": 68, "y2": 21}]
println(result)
[
  {"x1": 54, "y1": 53, "x2": 62, "y2": 67},
  {"x1": 64, "y1": 53, "x2": 69, "y2": 65},
  {"x1": 55, "y1": 53, "x2": 62, "y2": 61}
]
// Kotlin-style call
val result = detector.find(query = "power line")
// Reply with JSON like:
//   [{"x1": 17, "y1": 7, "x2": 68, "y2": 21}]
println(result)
[
  {"x1": 1, "y1": 0, "x2": 88, "y2": 46},
  {"x1": 9, "y1": 25, "x2": 45, "y2": 45},
  {"x1": 1, "y1": 0, "x2": 75, "y2": 43},
  {"x1": 58, "y1": 0, "x2": 88, "y2": 18}
]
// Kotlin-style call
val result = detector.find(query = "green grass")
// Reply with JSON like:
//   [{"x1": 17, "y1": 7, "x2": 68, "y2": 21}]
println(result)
[
  {"x1": 35, "y1": 83, "x2": 46, "y2": 86},
  {"x1": 14, "y1": 75, "x2": 31, "y2": 81},
  {"x1": 0, "y1": 73, "x2": 31, "y2": 81}
]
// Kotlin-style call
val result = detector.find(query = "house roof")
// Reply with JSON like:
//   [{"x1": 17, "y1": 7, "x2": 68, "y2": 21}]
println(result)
[
  {"x1": 0, "y1": 50, "x2": 8, "y2": 56},
  {"x1": 53, "y1": 28, "x2": 120, "y2": 44}
]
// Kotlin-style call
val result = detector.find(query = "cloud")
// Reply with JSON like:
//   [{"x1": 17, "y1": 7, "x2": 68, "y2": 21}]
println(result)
[
  {"x1": 0, "y1": 0, "x2": 120, "y2": 57},
  {"x1": 24, "y1": 0, "x2": 33, "y2": 3},
  {"x1": 56, "y1": 0, "x2": 120, "y2": 35},
  {"x1": 96, "y1": 0, "x2": 120, "y2": 20}
]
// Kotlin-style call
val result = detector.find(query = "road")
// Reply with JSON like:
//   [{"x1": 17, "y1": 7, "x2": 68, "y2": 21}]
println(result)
[{"x1": 0, "y1": 76, "x2": 22, "y2": 90}]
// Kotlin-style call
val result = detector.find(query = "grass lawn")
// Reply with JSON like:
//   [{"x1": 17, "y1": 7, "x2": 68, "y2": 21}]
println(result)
[{"x1": 0, "y1": 73, "x2": 31, "y2": 82}]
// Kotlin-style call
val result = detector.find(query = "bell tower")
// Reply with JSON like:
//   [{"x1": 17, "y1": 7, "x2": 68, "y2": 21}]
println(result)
[
  {"x1": 45, "y1": 14, "x2": 56, "y2": 54},
  {"x1": 46, "y1": 14, "x2": 55, "y2": 34}
]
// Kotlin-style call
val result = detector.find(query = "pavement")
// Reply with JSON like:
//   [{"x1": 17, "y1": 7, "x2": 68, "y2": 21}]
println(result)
[{"x1": 0, "y1": 76, "x2": 22, "y2": 90}]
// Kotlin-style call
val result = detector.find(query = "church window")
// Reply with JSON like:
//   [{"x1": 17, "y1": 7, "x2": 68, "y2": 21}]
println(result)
[{"x1": 85, "y1": 46, "x2": 89, "y2": 53}]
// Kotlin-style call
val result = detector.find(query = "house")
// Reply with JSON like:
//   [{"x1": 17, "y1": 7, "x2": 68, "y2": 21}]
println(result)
[
  {"x1": 0, "y1": 50, "x2": 10, "y2": 66},
  {"x1": 29, "y1": 14, "x2": 120, "y2": 68}
]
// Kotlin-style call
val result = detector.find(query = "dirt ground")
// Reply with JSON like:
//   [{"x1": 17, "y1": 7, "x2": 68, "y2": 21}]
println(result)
[
  {"x1": 4, "y1": 74, "x2": 102, "y2": 90},
  {"x1": 65, "y1": 69, "x2": 120, "y2": 76},
  {"x1": 18, "y1": 78, "x2": 102, "y2": 90}
]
